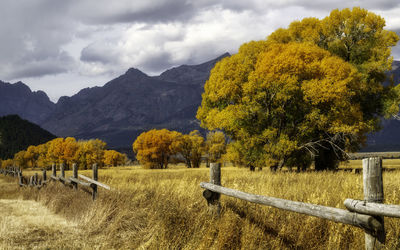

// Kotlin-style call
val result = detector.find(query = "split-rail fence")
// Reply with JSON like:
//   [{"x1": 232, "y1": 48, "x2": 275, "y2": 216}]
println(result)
[
  {"x1": 201, "y1": 157, "x2": 400, "y2": 249},
  {"x1": 0, "y1": 163, "x2": 110, "y2": 200}
]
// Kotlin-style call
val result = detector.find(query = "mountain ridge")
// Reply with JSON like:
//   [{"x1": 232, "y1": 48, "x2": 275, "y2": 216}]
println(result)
[{"x1": 38, "y1": 53, "x2": 231, "y2": 146}]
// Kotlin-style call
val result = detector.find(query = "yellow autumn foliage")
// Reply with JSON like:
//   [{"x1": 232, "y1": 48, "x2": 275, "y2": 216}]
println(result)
[
  {"x1": 133, "y1": 129, "x2": 181, "y2": 169},
  {"x1": 1, "y1": 137, "x2": 126, "y2": 169},
  {"x1": 197, "y1": 7, "x2": 399, "y2": 170}
]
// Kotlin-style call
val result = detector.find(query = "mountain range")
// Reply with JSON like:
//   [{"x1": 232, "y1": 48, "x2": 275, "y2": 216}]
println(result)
[
  {"x1": 0, "y1": 53, "x2": 229, "y2": 148},
  {"x1": 1, "y1": 54, "x2": 400, "y2": 152}
]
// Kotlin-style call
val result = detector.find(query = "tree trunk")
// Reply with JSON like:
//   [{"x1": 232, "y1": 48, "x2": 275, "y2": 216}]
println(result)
[
  {"x1": 270, "y1": 164, "x2": 278, "y2": 172},
  {"x1": 314, "y1": 146, "x2": 339, "y2": 171}
]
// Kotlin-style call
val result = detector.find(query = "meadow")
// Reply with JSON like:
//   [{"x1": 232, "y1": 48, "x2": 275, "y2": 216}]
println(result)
[{"x1": 1, "y1": 160, "x2": 400, "y2": 249}]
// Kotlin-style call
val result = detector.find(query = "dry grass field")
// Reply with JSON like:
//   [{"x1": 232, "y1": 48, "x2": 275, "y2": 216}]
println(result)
[{"x1": 1, "y1": 160, "x2": 400, "y2": 249}]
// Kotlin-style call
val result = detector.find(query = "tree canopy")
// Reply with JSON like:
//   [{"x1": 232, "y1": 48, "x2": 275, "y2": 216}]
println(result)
[
  {"x1": 171, "y1": 130, "x2": 205, "y2": 168},
  {"x1": 133, "y1": 129, "x2": 181, "y2": 169},
  {"x1": 197, "y1": 7, "x2": 399, "y2": 170}
]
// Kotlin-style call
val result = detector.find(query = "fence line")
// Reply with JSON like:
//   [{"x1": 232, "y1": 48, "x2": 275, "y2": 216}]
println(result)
[
  {"x1": 201, "y1": 159, "x2": 400, "y2": 249},
  {"x1": 0, "y1": 163, "x2": 110, "y2": 200}
]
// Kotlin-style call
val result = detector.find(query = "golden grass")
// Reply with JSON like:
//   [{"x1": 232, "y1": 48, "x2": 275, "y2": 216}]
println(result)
[{"x1": 1, "y1": 161, "x2": 400, "y2": 249}]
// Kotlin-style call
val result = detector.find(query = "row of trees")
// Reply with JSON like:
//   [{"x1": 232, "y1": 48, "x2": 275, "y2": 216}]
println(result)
[
  {"x1": 0, "y1": 137, "x2": 127, "y2": 169},
  {"x1": 133, "y1": 129, "x2": 226, "y2": 169},
  {"x1": 196, "y1": 7, "x2": 400, "y2": 171}
]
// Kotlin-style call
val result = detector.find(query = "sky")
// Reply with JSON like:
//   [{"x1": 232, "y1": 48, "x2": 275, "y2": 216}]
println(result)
[{"x1": 1, "y1": 0, "x2": 400, "y2": 102}]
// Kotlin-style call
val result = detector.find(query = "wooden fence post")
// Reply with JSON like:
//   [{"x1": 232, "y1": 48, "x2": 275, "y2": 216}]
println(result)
[
  {"x1": 363, "y1": 157, "x2": 385, "y2": 249},
  {"x1": 34, "y1": 173, "x2": 39, "y2": 186},
  {"x1": 60, "y1": 163, "x2": 65, "y2": 178},
  {"x1": 18, "y1": 171, "x2": 23, "y2": 187},
  {"x1": 72, "y1": 163, "x2": 78, "y2": 190},
  {"x1": 52, "y1": 164, "x2": 56, "y2": 177},
  {"x1": 203, "y1": 163, "x2": 221, "y2": 215},
  {"x1": 42, "y1": 169, "x2": 47, "y2": 182},
  {"x1": 92, "y1": 163, "x2": 98, "y2": 200}
]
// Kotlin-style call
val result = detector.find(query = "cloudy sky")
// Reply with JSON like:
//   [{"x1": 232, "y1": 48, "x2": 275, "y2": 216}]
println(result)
[{"x1": 1, "y1": 0, "x2": 400, "y2": 102}]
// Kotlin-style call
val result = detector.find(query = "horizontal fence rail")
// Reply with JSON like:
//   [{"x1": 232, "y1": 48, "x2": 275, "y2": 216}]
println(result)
[
  {"x1": 344, "y1": 199, "x2": 400, "y2": 219},
  {"x1": 78, "y1": 174, "x2": 110, "y2": 190},
  {"x1": 201, "y1": 182, "x2": 382, "y2": 233}
]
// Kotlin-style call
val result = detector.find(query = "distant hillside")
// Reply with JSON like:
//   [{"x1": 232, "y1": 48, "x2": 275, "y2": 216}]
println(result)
[
  {"x1": 0, "y1": 81, "x2": 55, "y2": 124},
  {"x1": 0, "y1": 115, "x2": 56, "y2": 159}
]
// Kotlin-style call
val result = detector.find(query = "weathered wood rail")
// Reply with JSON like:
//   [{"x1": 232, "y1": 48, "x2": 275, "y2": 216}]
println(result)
[
  {"x1": 0, "y1": 163, "x2": 110, "y2": 200},
  {"x1": 201, "y1": 158, "x2": 400, "y2": 249}
]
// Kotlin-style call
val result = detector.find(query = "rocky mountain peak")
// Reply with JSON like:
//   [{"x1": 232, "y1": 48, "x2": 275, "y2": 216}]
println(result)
[
  {"x1": 125, "y1": 67, "x2": 149, "y2": 79},
  {"x1": 0, "y1": 80, "x2": 55, "y2": 124},
  {"x1": 157, "y1": 52, "x2": 230, "y2": 84}
]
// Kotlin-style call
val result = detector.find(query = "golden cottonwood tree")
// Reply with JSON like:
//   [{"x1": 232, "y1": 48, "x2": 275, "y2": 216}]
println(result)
[
  {"x1": 1, "y1": 159, "x2": 13, "y2": 168},
  {"x1": 24, "y1": 145, "x2": 39, "y2": 168},
  {"x1": 197, "y1": 42, "x2": 393, "y2": 170},
  {"x1": 188, "y1": 130, "x2": 205, "y2": 168},
  {"x1": 13, "y1": 150, "x2": 28, "y2": 168},
  {"x1": 74, "y1": 139, "x2": 107, "y2": 169},
  {"x1": 63, "y1": 137, "x2": 79, "y2": 167},
  {"x1": 46, "y1": 138, "x2": 65, "y2": 166},
  {"x1": 266, "y1": 7, "x2": 400, "y2": 169},
  {"x1": 171, "y1": 130, "x2": 205, "y2": 168},
  {"x1": 197, "y1": 7, "x2": 399, "y2": 171},
  {"x1": 133, "y1": 129, "x2": 180, "y2": 169},
  {"x1": 104, "y1": 150, "x2": 127, "y2": 167},
  {"x1": 36, "y1": 143, "x2": 50, "y2": 168},
  {"x1": 222, "y1": 141, "x2": 246, "y2": 168},
  {"x1": 205, "y1": 131, "x2": 226, "y2": 163}
]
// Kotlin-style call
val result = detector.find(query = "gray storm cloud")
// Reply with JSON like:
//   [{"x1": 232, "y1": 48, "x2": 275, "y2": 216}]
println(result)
[{"x1": 0, "y1": 0, "x2": 399, "y2": 100}]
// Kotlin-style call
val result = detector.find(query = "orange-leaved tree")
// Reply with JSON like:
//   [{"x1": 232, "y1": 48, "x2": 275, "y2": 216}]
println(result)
[{"x1": 133, "y1": 129, "x2": 180, "y2": 169}]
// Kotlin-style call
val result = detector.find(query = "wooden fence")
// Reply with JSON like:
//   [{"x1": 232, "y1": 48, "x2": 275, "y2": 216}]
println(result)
[
  {"x1": 0, "y1": 163, "x2": 110, "y2": 200},
  {"x1": 201, "y1": 158, "x2": 400, "y2": 250}
]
